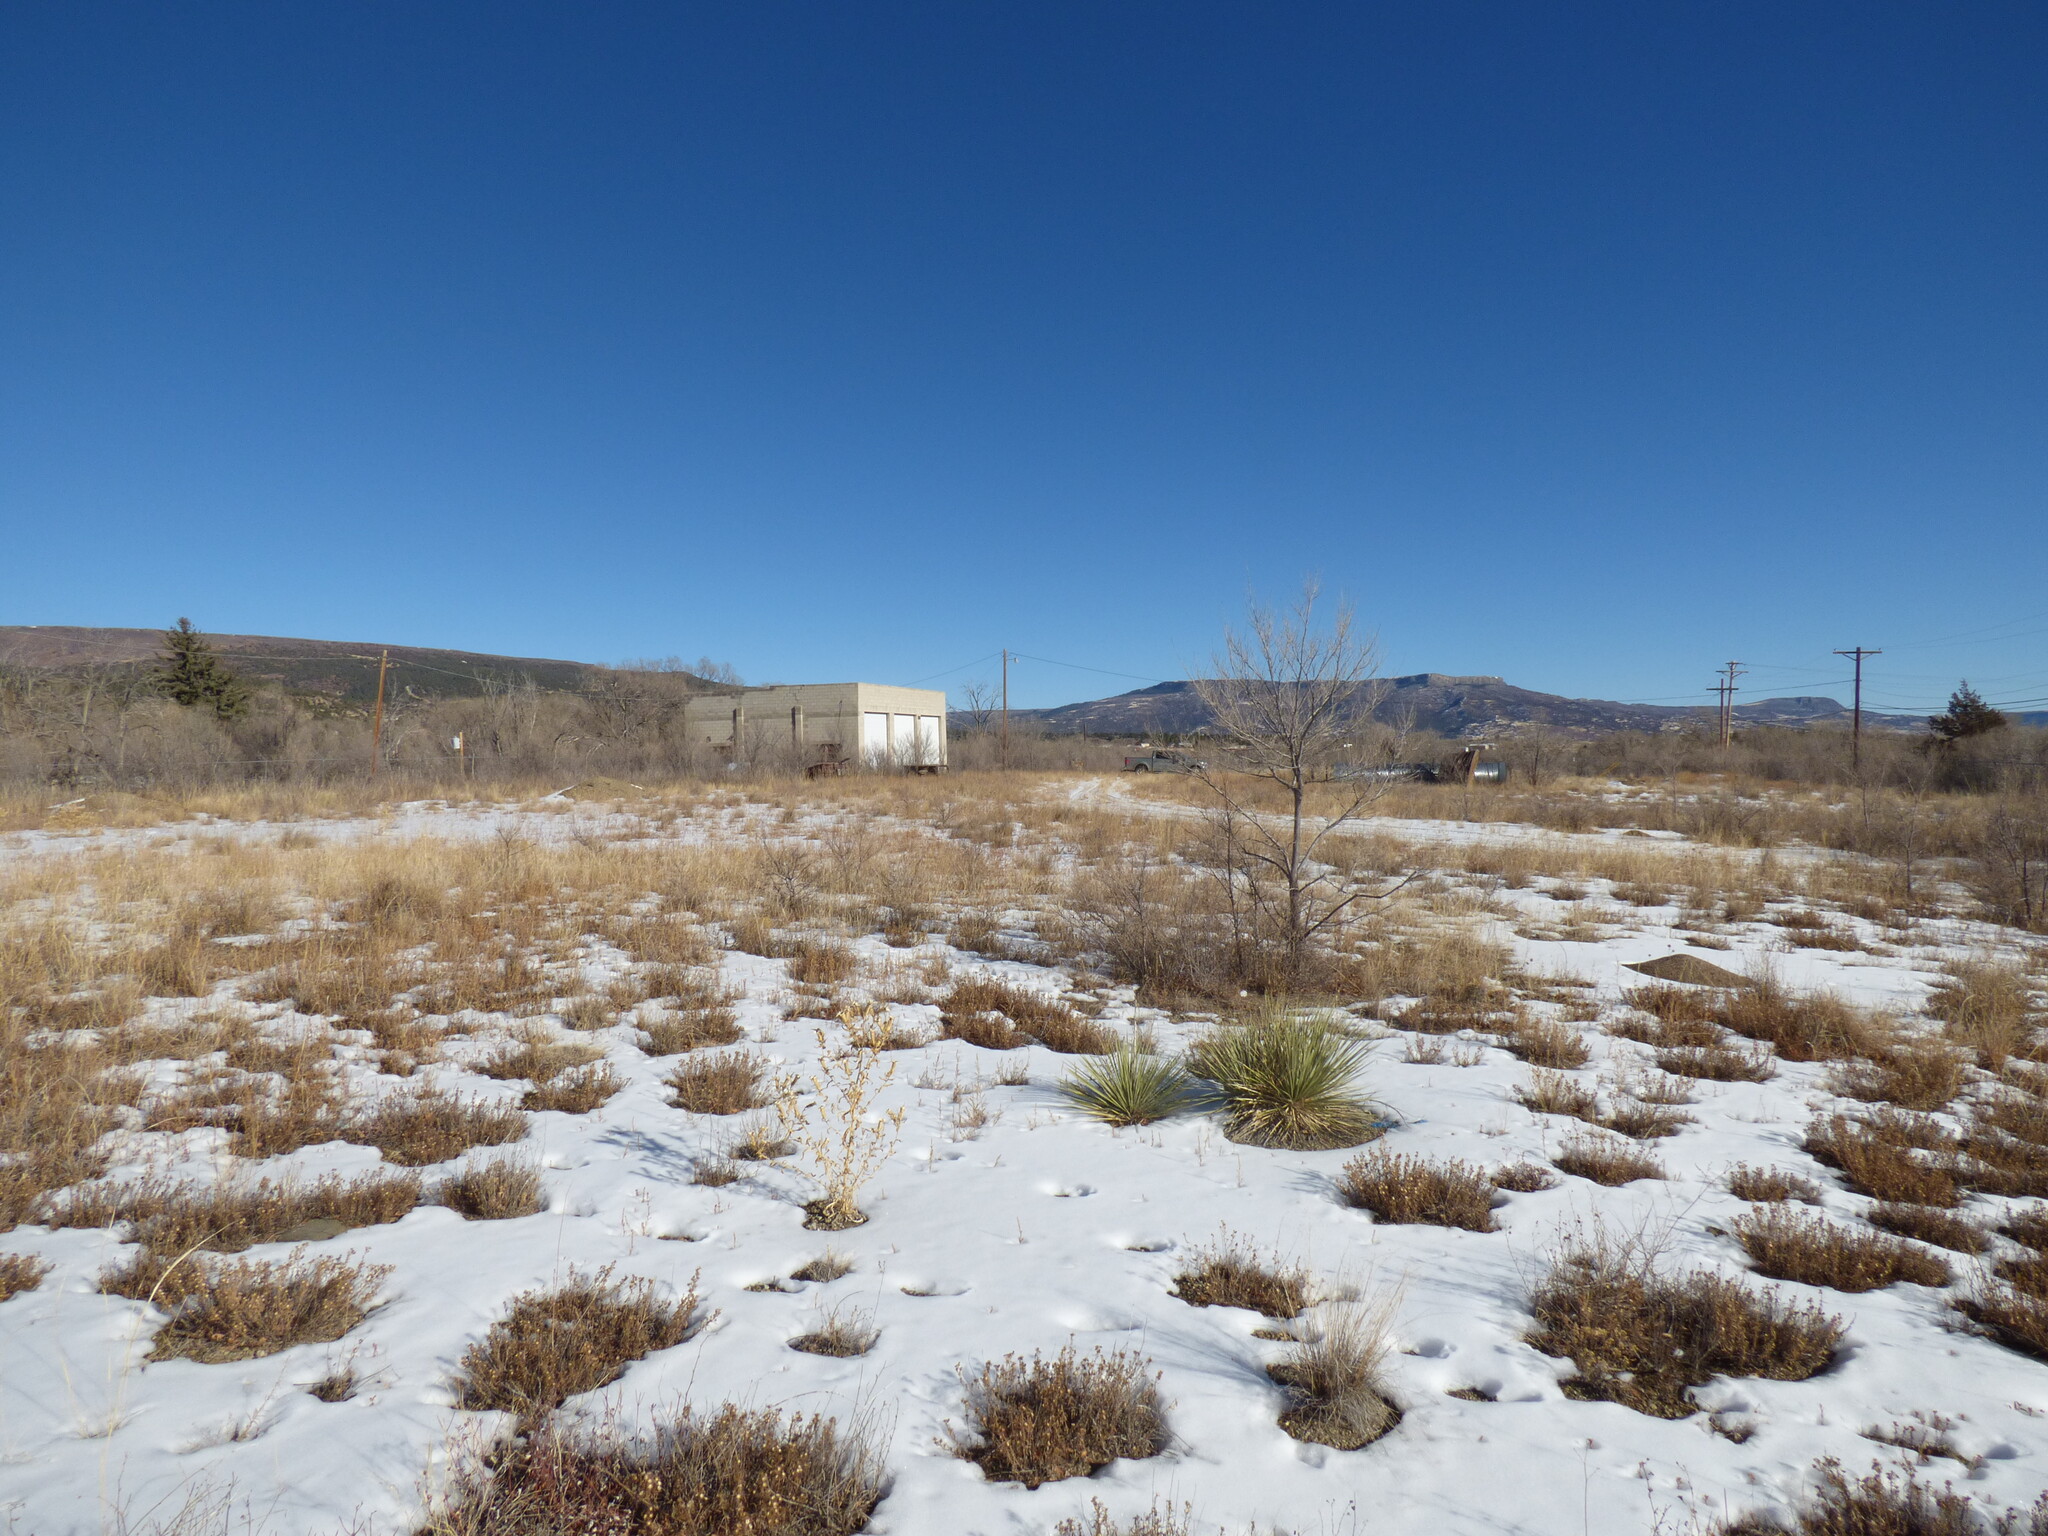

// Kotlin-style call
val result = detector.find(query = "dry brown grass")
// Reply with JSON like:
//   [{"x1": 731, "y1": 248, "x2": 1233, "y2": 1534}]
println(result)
[
  {"x1": 1953, "y1": 1283, "x2": 2048, "y2": 1363},
  {"x1": 1715, "y1": 979, "x2": 1878, "y2": 1063},
  {"x1": 1658, "y1": 1042, "x2": 1776, "y2": 1082},
  {"x1": 1717, "y1": 1458, "x2": 2031, "y2": 1536},
  {"x1": 2004, "y1": 1205, "x2": 2048, "y2": 1251},
  {"x1": 953, "y1": 1346, "x2": 1167, "y2": 1488},
  {"x1": 786, "y1": 939, "x2": 860, "y2": 987},
  {"x1": 518, "y1": 1062, "x2": 624, "y2": 1113},
  {"x1": 1528, "y1": 1237, "x2": 1842, "y2": 1419},
  {"x1": 45, "y1": 1167, "x2": 420, "y2": 1253},
  {"x1": 110, "y1": 1250, "x2": 390, "y2": 1363},
  {"x1": 1732, "y1": 1208, "x2": 1951, "y2": 1291},
  {"x1": 0, "y1": 1252, "x2": 50, "y2": 1302},
  {"x1": 453, "y1": 1267, "x2": 710, "y2": 1419},
  {"x1": 1514, "y1": 1070, "x2": 1693, "y2": 1139},
  {"x1": 1826, "y1": 1044, "x2": 1966, "y2": 1113},
  {"x1": 668, "y1": 1051, "x2": 767, "y2": 1114},
  {"x1": 1169, "y1": 1230, "x2": 1310, "y2": 1318},
  {"x1": 1928, "y1": 956, "x2": 2039, "y2": 1069},
  {"x1": 1805, "y1": 1114, "x2": 1960, "y2": 1206},
  {"x1": 789, "y1": 1304, "x2": 879, "y2": 1358},
  {"x1": 611, "y1": 916, "x2": 720, "y2": 968},
  {"x1": 1553, "y1": 1134, "x2": 1666, "y2": 1185},
  {"x1": 422, "y1": 1404, "x2": 882, "y2": 1536},
  {"x1": 1492, "y1": 1160, "x2": 1559, "y2": 1192},
  {"x1": 1495, "y1": 1014, "x2": 1591, "y2": 1069},
  {"x1": 1727, "y1": 1165, "x2": 1825, "y2": 1203},
  {"x1": 440, "y1": 1158, "x2": 545, "y2": 1220},
  {"x1": 940, "y1": 977, "x2": 1112, "y2": 1054},
  {"x1": 349, "y1": 1090, "x2": 530, "y2": 1166},
  {"x1": 1867, "y1": 1203, "x2": 1987, "y2": 1254},
  {"x1": 1336, "y1": 1149, "x2": 1498, "y2": 1232},
  {"x1": 1268, "y1": 1302, "x2": 1402, "y2": 1449},
  {"x1": 474, "y1": 1035, "x2": 602, "y2": 1083}
]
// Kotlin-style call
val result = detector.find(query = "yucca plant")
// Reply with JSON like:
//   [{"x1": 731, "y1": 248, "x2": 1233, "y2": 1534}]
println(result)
[
  {"x1": 1058, "y1": 1049, "x2": 1192, "y2": 1127},
  {"x1": 1187, "y1": 1014, "x2": 1385, "y2": 1150}
]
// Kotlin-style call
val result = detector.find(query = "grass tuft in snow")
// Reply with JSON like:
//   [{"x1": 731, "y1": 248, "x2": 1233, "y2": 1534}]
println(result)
[
  {"x1": 1268, "y1": 1300, "x2": 1402, "y2": 1450},
  {"x1": 954, "y1": 1346, "x2": 1167, "y2": 1488},
  {"x1": 1058, "y1": 1048, "x2": 1192, "y2": 1127},
  {"x1": 1335, "y1": 1150, "x2": 1498, "y2": 1232},
  {"x1": 440, "y1": 1158, "x2": 545, "y2": 1220},
  {"x1": 1169, "y1": 1229, "x2": 1310, "y2": 1319}
]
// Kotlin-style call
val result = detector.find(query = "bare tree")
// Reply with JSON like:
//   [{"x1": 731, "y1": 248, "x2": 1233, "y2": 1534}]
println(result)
[
  {"x1": 1192, "y1": 581, "x2": 1404, "y2": 984},
  {"x1": 956, "y1": 681, "x2": 999, "y2": 735}
]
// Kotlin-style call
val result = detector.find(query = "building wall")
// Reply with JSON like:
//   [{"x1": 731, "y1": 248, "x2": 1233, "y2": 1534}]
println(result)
[{"x1": 681, "y1": 683, "x2": 948, "y2": 766}]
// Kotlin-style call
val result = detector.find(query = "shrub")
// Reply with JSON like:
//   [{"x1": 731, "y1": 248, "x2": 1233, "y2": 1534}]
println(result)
[
  {"x1": 1727, "y1": 1165, "x2": 1824, "y2": 1204},
  {"x1": 440, "y1": 1158, "x2": 545, "y2": 1220},
  {"x1": 1715, "y1": 980, "x2": 1876, "y2": 1062},
  {"x1": 1169, "y1": 1230, "x2": 1310, "y2": 1318},
  {"x1": 1928, "y1": 956, "x2": 2038, "y2": 1068},
  {"x1": 1553, "y1": 1135, "x2": 1665, "y2": 1186},
  {"x1": 1867, "y1": 1203, "x2": 1987, "y2": 1254},
  {"x1": 669, "y1": 1052, "x2": 767, "y2": 1114},
  {"x1": 349, "y1": 1091, "x2": 529, "y2": 1167},
  {"x1": 1492, "y1": 1161, "x2": 1559, "y2": 1193},
  {"x1": 1826, "y1": 1046, "x2": 1965, "y2": 1113},
  {"x1": 789, "y1": 1304, "x2": 880, "y2": 1358},
  {"x1": 1268, "y1": 1302, "x2": 1402, "y2": 1449},
  {"x1": 0, "y1": 1252, "x2": 50, "y2": 1302},
  {"x1": 453, "y1": 1268, "x2": 709, "y2": 1419},
  {"x1": 1602, "y1": 1099, "x2": 1695, "y2": 1139},
  {"x1": 1528, "y1": 1239, "x2": 1842, "y2": 1419},
  {"x1": 1496, "y1": 1015, "x2": 1591, "y2": 1069},
  {"x1": 2003, "y1": 1205, "x2": 2048, "y2": 1251},
  {"x1": 641, "y1": 1006, "x2": 745, "y2": 1053},
  {"x1": 45, "y1": 1168, "x2": 421, "y2": 1252},
  {"x1": 1953, "y1": 1284, "x2": 2048, "y2": 1363},
  {"x1": 1054, "y1": 1502, "x2": 1195, "y2": 1536},
  {"x1": 954, "y1": 1346, "x2": 1166, "y2": 1488},
  {"x1": 1658, "y1": 1043, "x2": 1775, "y2": 1082},
  {"x1": 941, "y1": 977, "x2": 1111, "y2": 1054},
  {"x1": 475, "y1": 1036, "x2": 601, "y2": 1083},
  {"x1": 1059, "y1": 1049, "x2": 1192, "y2": 1127},
  {"x1": 117, "y1": 1251, "x2": 390, "y2": 1363},
  {"x1": 1732, "y1": 1208, "x2": 1951, "y2": 1292},
  {"x1": 787, "y1": 940, "x2": 859, "y2": 987},
  {"x1": 521, "y1": 1061, "x2": 624, "y2": 1113},
  {"x1": 421, "y1": 1405, "x2": 882, "y2": 1536},
  {"x1": 1718, "y1": 1457, "x2": 2041, "y2": 1535},
  {"x1": 1806, "y1": 1115, "x2": 1959, "y2": 1206},
  {"x1": 1514, "y1": 1068, "x2": 1601, "y2": 1121},
  {"x1": 1186, "y1": 1016, "x2": 1385, "y2": 1150},
  {"x1": 1336, "y1": 1150, "x2": 1498, "y2": 1232}
]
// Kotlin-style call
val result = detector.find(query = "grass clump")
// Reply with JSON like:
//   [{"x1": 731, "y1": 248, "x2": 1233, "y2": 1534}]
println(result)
[
  {"x1": 1268, "y1": 1302, "x2": 1402, "y2": 1450},
  {"x1": 954, "y1": 1346, "x2": 1167, "y2": 1488},
  {"x1": 1059, "y1": 1049, "x2": 1192, "y2": 1127},
  {"x1": 668, "y1": 1051, "x2": 767, "y2": 1114},
  {"x1": 1928, "y1": 956, "x2": 2038, "y2": 1069},
  {"x1": 1732, "y1": 1208, "x2": 1951, "y2": 1292},
  {"x1": 0, "y1": 1252, "x2": 50, "y2": 1302},
  {"x1": 422, "y1": 1405, "x2": 882, "y2": 1536},
  {"x1": 1826, "y1": 1044, "x2": 1966, "y2": 1114},
  {"x1": 520, "y1": 1061, "x2": 625, "y2": 1113},
  {"x1": 113, "y1": 1251, "x2": 389, "y2": 1363},
  {"x1": 1727, "y1": 1165, "x2": 1825, "y2": 1203},
  {"x1": 1169, "y1": 1229, "x2": 1310, "y2": 1318},
  {"x1": 941, "y1": 977, "x2": 1112, "y2": 1054},
  {"x1": 1867, "y1": 1203, "x2": 1987, "y2": 1255},
  {"x1": 45, "y1": 1168, "x2": 421, "y2": 1251},
  {"x1": 789, "y1": 1304, "x2": 879, "y2": 1358},
  {"x1": 1493, "y1": 1160, "x2": 1559, "y2": 1192},
  {"x1": 1496, "y1": 1015, "x2": 1591, "y2": 1069},
  {"x1": 1553, "y1": 1134, "x2": 1665, "y2": 1186},
  {"x1": 1336, "y1": 1149, "x2": 1498, "y2": 1232},
  {"x1": 349, "y1": 1091, "x2": 529, "y2": 1166},
  {"x1": 453, "y1": 1267, "x2": 710, "y2": 1420},
  {"x1": 1186, "y1": 1015, "x2": 1385, "y2": 1150},
  {"x1": 1657, "y1": 1043, "x2": 1775, "y2": 1082},
  {"x1": 439, "y1": 1157, "x2": 545, "y2": 1219},
  {"x1": 1953, "y1": 1283, "x2": 2048, "y2": 1363},
  {"x1": 1718, "y1": 1457, "x2": 2043, "y2": 1535},
  {"x1": 1528, "y1": 1237, "x2": 1842, "y2": 1419},
  {"x1": 1806, "y1": 1115, "x2": 1959, "y2": 1206},
  {"x1": 1714, "y1": 979, "x2": 1875, "y2": 1062}
]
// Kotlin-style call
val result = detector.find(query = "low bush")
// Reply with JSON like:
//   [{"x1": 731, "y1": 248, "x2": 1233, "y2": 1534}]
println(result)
[
  {"x1": 1496, "y1": 1015, "x2": 1591, "y2": 1069},
  {"x1": 1514, "y1": 1068, "x2": 1601, "y2": 1121},
  {"x1": 1953, "y1": 1283, "x2": 2048, "y2": 1363},
  {"x1": 113, "y1": 1251, "x2": 390, "y2": 1363},
  {"x1": 1717, "y1": 1457, "x2": 2046, "y2": 1535},
  {"x1": 1528, "y1": 1239, "x2": 1842, "y2": 1419},
  {"x1": 1732, "y1": 1208, "x2": 1951, "y2": 1292},
  {"x1": 1806, "y1": 1115, "x2": 1960, "y2": 1207},
  {"x1": 453, "y1": 1267, "x2": 709, "y2": 1419},
  {"x1": 1928, "y1": 956, "x2": 2039, "y2": 1069},
  {"x1": 1186, "y1": 1016, "x2": 1385, "y2": 1150},
  {"x1": 520, "y1": 1061, "x2": 624, "y2": 1113},
  {"x1": 668, "y1": 1052, "x2": 766, "y2": 1114},
  {"x1": 1492, "y1": 1160, "x2": 1559, "y2": 1192},
  {"x1": 1169, "y1": 1230, "x2": 1310, "y2": 1318},
  {"x1": 1657, "y1": 1043, "x2": 1775, "y2": 1083},
  {"x1": 954, "y1": 1346, "x2": 1167, "y2": 1488},
  {"x1": 1867, "y1": 1203, "x2": 1987, "y2": 1255},
  {"x1": 45, "y1": 1168, "x2": 421, "y2": 1252},
  {"x1": 1336, "y1": 1150, "x2": 1498, "y2": 1232},
  {"x1": 1826, "y1": 1046, "x2": 1966, "y2": 1114},
  {"x1": 440, "y1": 1158, "x2": 545, "y2": 1220},
  {"x1": 349, "y1": 1091, "x2": 529, "y2": 1167},
  {"x1": 1058, "y1": 1049, "x2": 1191, "y2": 1127},
  {"x1": 1715, "y1": 980, "x2": 1876, "y2": 1063},
  {"x1": 1268, "y1": 1301, "x2": 1402, "y2": 1449},
  {"x1": 941, "y1": 977, "x2": 1112, "y2": 1054},
  {"x1": 1726, "y1": 1165, "x2": 1824, "y2": 1203},
  {"x1": 1553, "y1": 1135, "x2": 1665, "y2": 1186},
  {"x1": 787, "y1": 940, "x2": 859, "y2": 987},
  {"x1": 422, "y1": 1404, "x2": 882, "y2": 1536},
  {"x1": 474, "y1": 1036, "x2": 601, "y2": 1083},
  {"x1": 641, "y1": 1005, "x2": 745, "y2": 1054},
  {"x1": 2003, "y1": 1205, "x2": 2048, "y2": 1251},
  {"x1": 0, "y1": 1252, "x2": 50, "y2": 1302}
]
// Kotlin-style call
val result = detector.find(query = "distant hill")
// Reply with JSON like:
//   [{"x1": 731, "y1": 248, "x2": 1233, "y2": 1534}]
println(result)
[
  {"x1": 0, "y1": 626, "x2": 615, "y2": 706},
  {"x1": 995, "y1": 673, "x2": 1989, "y2": 740}
]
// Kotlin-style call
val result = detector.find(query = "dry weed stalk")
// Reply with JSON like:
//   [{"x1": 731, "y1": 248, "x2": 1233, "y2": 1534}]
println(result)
[{"x1": 772, "y1": 1008, "x2": 907, "y2": 1230}]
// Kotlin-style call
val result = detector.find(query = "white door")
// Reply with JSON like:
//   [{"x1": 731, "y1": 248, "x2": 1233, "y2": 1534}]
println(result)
[
  {"x1": 861, "y1": 712, "x2": 890, "y2": 765},
  {"x1": 892, "y1": 714, "x2": 915, "y2": 763},
  {"x1": 915, "y1": 716, "x2": 941, "y2": 766}
]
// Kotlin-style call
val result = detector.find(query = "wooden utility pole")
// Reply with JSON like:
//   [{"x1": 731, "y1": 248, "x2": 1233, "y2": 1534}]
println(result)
[
  {"x1": 1717, "y1": 661, "x2": 1745, "y2": 748},
  {"x1": 370, "y1": 648, "x2": 389, "y2": 777},
  {"x1": 1000, "y1": 649, "x2": 1010, "y2": 772},
  {"x1": 1834, "y1": 646, "x2": 1881, "y2": 771}
]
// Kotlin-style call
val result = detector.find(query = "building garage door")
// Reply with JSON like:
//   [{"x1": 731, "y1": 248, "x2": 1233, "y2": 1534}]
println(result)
[{"x1": 861, "y1": 712, "x2": 890, "y2": 764}]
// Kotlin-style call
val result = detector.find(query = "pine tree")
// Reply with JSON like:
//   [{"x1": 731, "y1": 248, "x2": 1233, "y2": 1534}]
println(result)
[
  {"x1": 152, "y1": 618, "x2": 251, "y2": 720},
  {"x1": 1928, "y1": 680, "x2": 2006, "y2": 746}
]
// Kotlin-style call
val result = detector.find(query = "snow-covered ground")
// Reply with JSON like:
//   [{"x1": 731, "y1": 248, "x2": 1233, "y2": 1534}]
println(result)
[{"x1": 2, "y1": 792, "x2": 2045, "y2": 1535}]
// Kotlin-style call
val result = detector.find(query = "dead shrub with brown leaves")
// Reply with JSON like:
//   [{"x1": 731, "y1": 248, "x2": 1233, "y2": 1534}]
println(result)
[
  {"x1": 108, "y1": 1250, "x2": 389, "y2": 1363},
  {"x1": 0, "y1": 1252, "x2": 50, "y2": 1302},
  {"x1": 1493, "y1": 1161, "x2": 1559, "y2": 1192},
  {"x1": 1169, "y1": 1231, "x2": 1310, "y2": 1318},
  {"x1": 440, "y1": 1158, "x2": 545, "y2": 1220},
  {"x1": 1732, "y1": 1207, "x2": 1951, "y2": 1291},
  {"x1": 1806, "y1": 1115, "x2": 1960, "y2": 1206},
  {"x1": 453, "y1": 1268, "x2": 710, "y2": 1419},
  {"x1": 668, "y1": 1051, "x2": 767, "y2": 1114},
  {"x1": 1336, "y1": 1150, "x2": 1498, "y2": 1232},
  {"x1": 1715, "y1": 980, "x2": 1877, "y2": 1062},
  {"x1": 953, "y1": 1346, "x2": 1167, "y2": 1488},
  {"x1": 1928, "y1": 956, "x2": 2039, "y2": 1069},
  {"x1": 421, "y1": 1404, "x2": 882, "y2": 1536},
  {"x1": 940, "y1": 977, "x2": 1112, "y2": 1054},
  {"x1": 1954, "y1": 1282, "x2": 2048, "y2": 1363},
  {"x1": 1553, "y1": 1134, "x2": 1666, "y2": 1186},
  {"x1": 521, "y1": 1062, "x2": 625, "y2": 1113},
  {"x1": 1727, "y1": 1165, "x2": 1825, "y2": 1203},
  {"x1": 1528, "y1": 1237, "x2": 1842, "y2": 1419},
  {"x1": 1867, "y1": 1203, "x2": 1987, "y2": 1254},
  {"x1": 349, "y1": 1091, "x2": 530, "y2": 1166}
]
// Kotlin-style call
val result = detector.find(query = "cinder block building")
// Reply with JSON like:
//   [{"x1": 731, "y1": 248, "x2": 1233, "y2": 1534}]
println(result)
[{"x1": 680, "y1": 682, "x2": 948, "y2": 769}]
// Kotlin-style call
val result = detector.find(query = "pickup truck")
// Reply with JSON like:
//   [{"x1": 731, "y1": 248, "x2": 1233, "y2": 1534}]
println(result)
[{"x1": 1123, "y1": 750, "x2": 1205, "y2": 773}]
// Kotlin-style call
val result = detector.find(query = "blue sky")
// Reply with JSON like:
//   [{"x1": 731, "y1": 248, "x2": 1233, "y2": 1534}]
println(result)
[{"x1": 1, "y1": 4, "x2": 2042, "y2": 714}]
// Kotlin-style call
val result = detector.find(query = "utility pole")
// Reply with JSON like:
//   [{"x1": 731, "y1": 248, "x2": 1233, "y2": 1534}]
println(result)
[
  {"x1": 370, "y1": 648, "x2": 389, "y2": 778},
  {"x1": 1000, "y1": 649, "x2": 1010, "y2": 772},
  {"x1": 1717, "y1": 661, "x2": 1745, "y2": 748},
  {"x1": 1833, "y1": 647, "x2": 1881, "y2": 772}
]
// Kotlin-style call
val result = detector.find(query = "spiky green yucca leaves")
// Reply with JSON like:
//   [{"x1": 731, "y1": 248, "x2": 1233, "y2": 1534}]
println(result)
[
  {"x1": 1187, "y1": 1016, "x2": 1385, "y2": 1150},
  {"x1": 1058, "y1": 1049, "x2": 1192, "y2": 1127}
]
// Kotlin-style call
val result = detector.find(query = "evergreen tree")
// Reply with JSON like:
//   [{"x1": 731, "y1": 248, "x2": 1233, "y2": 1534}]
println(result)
[
  {"x1": 152, "y1": 618, "x2": 251, "y2": 720},
  {"x1": 1928, "y1": 680, "x2": 2007, "y2": 746}
]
